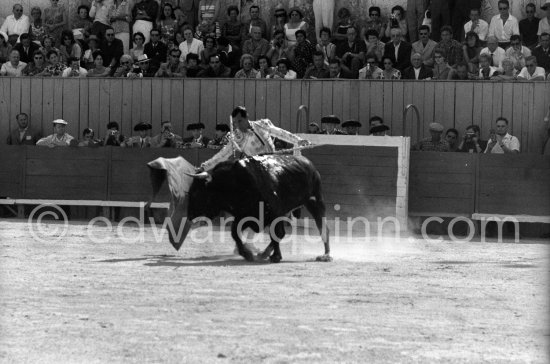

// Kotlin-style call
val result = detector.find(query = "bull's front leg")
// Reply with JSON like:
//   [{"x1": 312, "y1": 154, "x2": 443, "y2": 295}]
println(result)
[{"x1": 231, "y1": 218, "x2": 256, "y2": 262}]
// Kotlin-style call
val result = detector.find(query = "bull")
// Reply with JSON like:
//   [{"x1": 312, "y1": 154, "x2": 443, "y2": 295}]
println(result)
[{"x1": 147, "y1": 154, "x2": 332, "y2": 263}]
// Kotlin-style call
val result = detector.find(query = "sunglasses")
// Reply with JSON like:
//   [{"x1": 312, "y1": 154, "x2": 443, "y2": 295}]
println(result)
[{"x1": 499, "y1": 7, "x2": 508, "y2": 10}]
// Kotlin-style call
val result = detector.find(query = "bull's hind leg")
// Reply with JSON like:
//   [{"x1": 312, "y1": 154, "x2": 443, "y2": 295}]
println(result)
[
  {"x1": 231, "y1": 218, "x2": 255, "y2": 262},
  {"x1": 267, "y1": 221, "x2": 285, "y2": 263},
  {"x1": 305, "y1": 199, "x2": 332, "y2": 262}
]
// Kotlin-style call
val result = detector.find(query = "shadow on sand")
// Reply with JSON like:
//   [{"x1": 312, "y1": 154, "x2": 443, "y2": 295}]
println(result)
[{"x1": 97, "y1": 254, "x2": 306, "y2": 267}]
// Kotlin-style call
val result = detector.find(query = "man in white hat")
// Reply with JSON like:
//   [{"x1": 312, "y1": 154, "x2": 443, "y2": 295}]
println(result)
[
  {"x1": 538, "y1": 2, "x2": 550, "y2": 37},
  {"x1": 36, "y1": 119, "x2": 76, "y2": 147}
]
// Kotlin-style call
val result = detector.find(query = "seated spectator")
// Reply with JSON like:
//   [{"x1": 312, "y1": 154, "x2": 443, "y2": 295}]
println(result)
[
  {"x1": 268, "y1": 58, "x2": 296, "y2": 79},
  {"x1": 370, "y1": 124, "x2": 390, "y2": 136},
  {"x1": 22, "y1": 50, "x2": 47, "y2": 76},
  {"x1": 100, "y1": 27, "x2": 124, "y2": 72},
  {"x1": 6, "y1": 113, "x2": 41, "y2": 145},
  {"x1": 292, "y1": 29, "x2": 315, "y2": 78},
  {"x1": 488, "y1": 0, "x2": 519, "y2": 48},
  {"x1": 361, "y1": 6, "x2": 384, "y2": 41},
  {"x1": 0, "y1": 50, "x2": 26, "y2": 76},
  {"x1": 266, "y1": 29, "x2": 289, "y2": 68},
  {"x1": 519, "y1": 3, "x2": 540, "y2": 48},
  {"x1": 207, "y1": 124, "x2": 230, "y2": 149},
  {"x1": 0, "y1": 33, "x2": 12, "y2": 64},
  {"x1": 82, "y1": 35, "x2": 101, "y2": 69},
  {"x1": 103, "y1": 121, "x2": 125, "y2": 146},
  {"x1": 463, "y1": 7, "x2": 489, "y2": 43},
  {"x1": 463, "y1": 31, "x2": 482, "y2": 73},
  {"x1": 445, "y1": 128, "x2": 459, "y2": 151},
  {"x1": 242, "y1": 25, "x2": 270, "y2": 65},
  {"x1": 13, "y1": 33, "x2": 40, "y2": 64},
  {"x1": 36, "y1": 119, "x2": 75, "y2": 147},
  {"x1": 113, "y1": 54, "x2": 133, "y2": 77},
  {"x1": 412, "y1": 122, "x2": 449, "y2": 152},
  {"x1": 533, "y1": 32, "x2": 550, "y2": 73},
  {"x1": 234, "y1": 53, "x2": 259, "y2": 78},
  {"x1": 491, "y1": 57, "x2": 517, "y2": 80},
  {"x1": 363, "y1": 28, "x2": 385, "y2": 63},
  {"x1": 198, "y1": 54, "x2": 231, "y2": 77},
  {"x1": 451, "y1": 62, "x2": 471, "y2": 80},
  {"x1": 303, "y1": 51, "x2": 330, "y2": 79},
  {"x1": 457, "y1": 124, "x2": 487, "y2": 153},
  {"x1": 77, "y1": 128, "x2": 100, "y2": 147},
  {"x1": 539, "y1": 2, "x2": 550, "y2": 38},
  {"x1": 517, "y1": 56, "x2": 546, "y2": 80},
  {"x1": 72, "y1": 5, "x2": 93, "y2": 36},
  {"x1": 200, "y1": 35, "x2": 218, "y2": 68},
  {"x1": 383, "y1": 28, "x2": 411, "y2": 72},
  {"x1": 121, "y1": 122, "x2": 152, "y2": 148},
  {"x1": 335, "y1": 26, "x2": 366, "y2": 78},
  {"x1": 485, "y1": 117, "x2": 519, "y2": 154},
  {"x1": 412, "y1": 25, "x2": 437, "y2": 68},
  {"x1": 316, "y1": 27, "x2": 336, "y2": 66},
  {"x1": 151, "y1": 120, "x2": 183, "y2": 148},
  {"x1": 131, "y1": 32, "x2": 146, "y2": 62},
  {"x1": 478, "y1": 53, "x2": 499, "y2": 79},
  {"x1": 29, "y1": 7, "x2": 47, "y2": 46},
  {"x1": 243, "y1": 5, "x2": 268, "y2": 41},
  {"x1": 505, "y1": 35, "x2": 531, "y2": 70},
  {"x1": 436, "y1": 26, "x2": 463, "y2": 67},
  {"x1": 155, "y1": 48, "x2": 186, "y2": 77},
  {"x1": 43, "y1": 49, "x2": 66, "y2": 77},
  {"x1": 62, "y1": 57, "x2": 88, "y2": 77},
  {"x1": 480, "y1": 36, "x2": 506, "y2": 71},
  {"x1": 342, "y1": 120, "x2": 361, "y2": 135},
  {"x1": 333, "y1": 7, "x2": 353, "y2": 45},
  {"x1": 86, "y1": 51, "x2": 111, "y2": 77},
  {"x1": 144, "y1": 29, "x2": 167, "y2": 75},
  {"x1": 185, "y1": 53, "x2": 201, "y2": 77},
  {"x1": 0, "y1": 4, "x2": 30, "y2": 46},
  {"x1": 217, "y1": 36, "x2": 240, "y2": 75},
  {"x1": 358, "y1": 53, "x2": 383, "y2": 79},
  {"x1": 221, "y1": 5, "x2": 243, "y2": 50},
  {"x1": 59, "y1": 30, "x2": 82, "y2": 64},
  {"x1": 378, "y1": 56, "x2": 401, "y2": 80},
  {"x1": 285, "y1": 7, "x2": 308, "y2": 47},
  {"x1": 402, "y1": 52, "x2": 433, "y2": 80},
  {"x1": 131, "y1": 55, "x2": 154, "y2": 77},
  {"x1": 181, "y1": 123, "x2": 209, "y2": 148},
  {"x1": 432, "y1": 49, "x2": 456, "y2": 80},
  {"x1": 39, "y1": 35, "x2": 59, "y2": 60},
  {"x1": 178, "y1": 26, "x2": 203, "y2": 63},
  {"x1": 256, "y1": 55, "x2": 273, "y2": 78}
]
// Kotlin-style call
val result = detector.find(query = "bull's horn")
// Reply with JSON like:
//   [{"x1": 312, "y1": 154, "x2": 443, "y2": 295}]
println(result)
[{"x1": 184, "y1": 171, "x2": 211, "y2": 180}]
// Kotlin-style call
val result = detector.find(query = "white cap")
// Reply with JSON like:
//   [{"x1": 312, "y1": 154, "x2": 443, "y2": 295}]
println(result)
[{"x1": 52, "y1": 119, "x2": 68, "y2": 125}]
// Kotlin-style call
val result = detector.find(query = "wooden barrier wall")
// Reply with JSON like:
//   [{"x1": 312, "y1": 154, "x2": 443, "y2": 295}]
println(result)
[{"x1": 1, "y1": 78, "x2": 549, "y2": 154}]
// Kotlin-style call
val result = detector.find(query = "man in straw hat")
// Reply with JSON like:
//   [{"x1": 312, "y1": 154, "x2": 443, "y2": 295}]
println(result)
[{"x1": 36, "y1": 119, "x2": 76, "y2": 147}]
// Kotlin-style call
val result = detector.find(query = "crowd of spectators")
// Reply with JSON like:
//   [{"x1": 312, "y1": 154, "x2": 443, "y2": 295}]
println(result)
[{"x1": 0, "y1": 1, "x2": 549, "y2": 81}]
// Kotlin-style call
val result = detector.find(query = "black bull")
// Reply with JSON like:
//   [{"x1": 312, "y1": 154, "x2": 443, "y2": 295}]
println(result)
[{"x1": 147, "y1": 154, "x2": 332, "y2": 262}]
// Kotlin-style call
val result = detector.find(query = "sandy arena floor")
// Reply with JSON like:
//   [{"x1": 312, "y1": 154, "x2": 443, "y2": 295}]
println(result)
[{"x1": 0, "y1": 219, "x2": 548, "y2": 363}]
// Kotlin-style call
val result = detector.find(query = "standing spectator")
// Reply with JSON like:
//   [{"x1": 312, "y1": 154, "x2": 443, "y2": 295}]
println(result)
[
  {"x1": 358, "y1": 53, "x2": 383, "y2": 79},
  {"x1": 291, "y1": 29, "x2": 315, "y2": 78},
  {"x1": 480, "y1": 36, "x2": 506, "y2": 71},
  {"x1": 158, "y1": 2, "x2": 177, "y2": 46},
  {"x1": 29, "y1": 7, "x2": 47, "y2": 46},
  {"x1": 383, "y1": 28, "x2": 412, "y2": 72},
  {"x1": 100, "y1": 26, "x2": 123, "y2": 72},
  {"x1": 242, "y1": 26, "x2": 269, "y2": 65},
  {"x1": 0, "y1": 34, "x2": 11, "y2": 64},
  {"x1": 198, "y1": 54, "x2": 230, "y2": 77},
  {"x1": 13, "y1": 33, "x2": 40, "y2": 64},
  {"x1": 517, "y1": 56, "x2": 546, "y2": 80},
  {"x1": 121, "y1": 122, "x2": 152, "y2": 148},
  {"x1": 402, "y1": 52, "x2": 433, "y2": 80},
  {"x1": 243, "y1": 5, "x2": 267, "y2": 41},
  {"x1": 222, "y1": 5, "x2": 243, "y2": 50},
  {"x1": 463, "y1": 31, "x2": 482, "y2": 73},
  {"x1": 312, "y1": 0, "x2": 334, "y2": 44},
  {"x1": 478, "y1": 53, "x2": 499, "y2": 79},
  {"x1": 144, "y1": 29, "x2": 168, "y2": 75},
  {"x1": 43, "y1": 0, "x2": 67, "y2": 46},
  {"x1": 463, "y1": 7, "x2": 489, "y2": 43},
  {"x1": 90, "y1": 0, "x2": 111, "y2": 40},
  {"x1": 533, "y1": 32, "x2": 550, "y2": 73},
  {"x1": 505, "y1": 35, "x2": 531, "y2": 71},
  {"x1": 284, "y1": 7, "x2": 308, "y2": 47},
  {"x1": 176, "y1": 0, "x2": 199, "y2": 32},
  {"x1": 412, "y1": 123, "x2": 450, "y2": 152},
  {"x1": 36, "y1": 119, "x2": 75, "y2": 147},
  {"x1": 178, "y1": 26, "x2": 203, "y2": 62},
  {"x1": 488, "y1": 0, "x2": 519, "y2": 49},
  {"x1": 457, "y1": 125, "x2": 487, "y2": 153},
  {"x1": 132, "y1": 0, "x2": 159, "y2": 45},
  {"x1": 429, "y1": 0, "x2": 450, "y2": 41},
  {"x1": 43, "y1": 50, "x2": 66, "y2": 77},
  {"x1": 62, "y1": 57, "x2": 88, "y2": 77},
  {"x1": 437, "y1": 26, "x2": 464, "y2": 67},
  {"x1": 86, "y1": 51, "x2": 111, "y2": 77},
  {"x1": 335, "y1": 26, "x2": 366, "y2": 78},
  {"x1": 109, "y1": 0, "x2": 131, "y2": 54},
  {"x1": 363, "y1": 29, "x2": 385, "y2": 63},
  {"x1": 383, "y1": 6, "x2": 408, "y2": 41},
  {"x1": 445, "y1": 128, "x2": 459, "y2": 152},
  {"x1": 412, "y1": 25, "x2": 437, "y2": 68},
  {"x1": 59, "y1": 30, "x2": 82, "y2": 64},
  {"x1": 303, "y1": 51, "x2": 330, "y2": 79},
  {"x1": 519, "y1": 3, "x2": 540, "y2": 49},
  {"x1": 155, "y1": 48, "x2": 185, "y2": 77},
  {"x1": 6, "y1": 113, "x2": 41, "y2": 145},
  {"x1": 452, "y1": 0, "x2": 482, "y2": 41},
  {"x1": 0, "y1": 50, "x2": 26, "y2": 76},
  {"x1": 267, "y1": 29, "x2": 289, "y2": 68},
  {"x1": 268, "y1": 58, "x2": 297, "y2": 79},
  {"x1": 234, "y1": 53, "x2": 258, "y2": 78},
  {"x1": 406, "y1": 0, "x2": 427, "y2": 43},
  {"x1": 378, "y1": 56, "x2": 401, "y2": 80},
  {"x1": 0, "y1": 4, "x2": 30, "y2": 45},
  {"x1": 22, "y1": 50, "x2": 48, "y2": 76},
  {"x1": 485, "y1": 117, "x2": 520, "y2": 154},
  {"x1": 539, "y1": 2, "x2": 550, "y2": 39}
]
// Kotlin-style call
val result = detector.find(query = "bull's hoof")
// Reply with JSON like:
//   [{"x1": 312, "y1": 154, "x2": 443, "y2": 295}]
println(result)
[
  {"x1": 256, "y1": 252, "x2": 270, "y2": 261},
  {"x1": 315, "y1": 254, "x2": 333, "y2": 262},
  {"x1": 240, "y1": 249, "x2": 256, "y2": 262},
  {"x1": 269, "y1": 254, "x2": 282, "y2": 263}
]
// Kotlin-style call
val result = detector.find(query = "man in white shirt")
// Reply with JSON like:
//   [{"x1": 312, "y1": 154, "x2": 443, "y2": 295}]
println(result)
[
  {"x1": 517, "y1": 56, "x2": 546, "y2": 80},
  {"x1": 0, "y1": 49, "x2": 26, "y2": 76},
  {"x1": 36, "y1": 119, "x2": 76, "y2": 148},
  {"x1": 488, "y1": 0, "x2": 519, "y2": 48},
  {"x1": 480, "y1": 36, "x2": 506, "y2": 71},
  {"x1": 504, "y1": 34, "x2": 531, "y2": 70},
  {"x1": 463, "y1": 8, "x2": 489, "y2": 43},
  {"x1": 485, "y1": 117, "x2": 520, "y2": 154},
  {"x1": 0, "y1": 4, "x2": 30, "y2": 45},
  {"x1": 61, "y1": 57, "x2": 88, "y2": 78},
  {"x1": 538, "y1": 2, "x2": 550, "y2": 37}
]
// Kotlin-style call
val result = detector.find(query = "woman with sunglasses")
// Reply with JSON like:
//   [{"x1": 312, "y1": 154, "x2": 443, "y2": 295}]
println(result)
[
  {"x1": 44, "y1": 0, "x2": 67, "y2": 46},
  {"x1": 22, "y1": 50, "x2": 48, "y2": 76},
  {"x1": 130, "y1": 31, "x2": 145, "y2": 62},
  {"x1": 59, "y1": 30, "x2": 82, "y2": 65},
  {"x1": 378, "y1": 56, "x2": 401, "y2": 80}
]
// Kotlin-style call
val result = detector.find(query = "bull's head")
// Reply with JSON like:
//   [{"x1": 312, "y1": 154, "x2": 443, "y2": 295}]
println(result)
[{"x1": 147, "y1": 156, "x2": 210, "y2": 251}]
